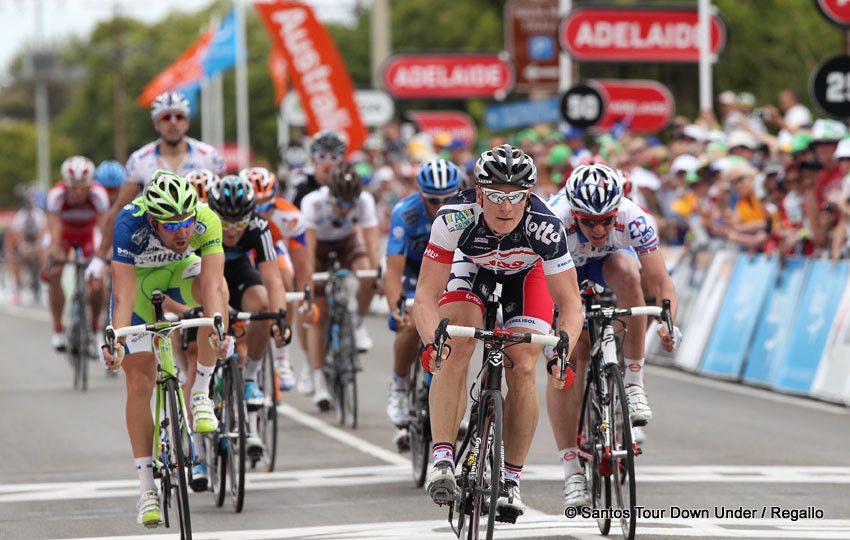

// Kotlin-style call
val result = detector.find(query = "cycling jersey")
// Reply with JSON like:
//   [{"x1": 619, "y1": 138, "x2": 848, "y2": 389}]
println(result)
[
  {"x1": 547, "y1": 194, "x2": 659, "y2": 267},
  {"x1": 10, "y1": 208, "x2": 47, "y2": 243},
  {"x1": 112, "y1": 199, "x2": 223, "y2": 267},
  {"x1": 387, "y1": 193, "x2": 432, "y2": 265},
  {"x1": 266, "y1": 197, "x2": 307, "y2": 250},
  {"x1": 125, "y1": 137, "x2": 225, "y2": 186},
  {"x1": 286, "y1": 170, "x2": 319, "y2": 209},
  {"x1": 425, "y1": 188, "x2": 574, "y2": 276},
  {"x1": 223, "y1": 214, "x2": 277, "y2": 264},
  {"x1": 301, "y1": 186, "x2": 379, "y2": 242},
  {"x1": 46, "y1": 182, "x2": 110, "y2": 233}
]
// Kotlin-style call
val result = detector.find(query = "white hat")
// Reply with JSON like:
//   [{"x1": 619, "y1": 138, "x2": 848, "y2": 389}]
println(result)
[
  {"x1": 812, "y1": 119, "x2": 848, "y2": 143},
  {"x1": 727, "y1": 130, "x2": 758, "y2": 150},
  {"x1": 682, "y1": 124, "x2": 707, "y2": 142},
  {"x1": 671, "y1": 154, "x2": 700, "y2": 175},
  {"x1": 718, "y1": 90, "x2": 737, "y2": 105},
  {"x1": 834, "y1": 138, "x2": 850, "y2": 160}
]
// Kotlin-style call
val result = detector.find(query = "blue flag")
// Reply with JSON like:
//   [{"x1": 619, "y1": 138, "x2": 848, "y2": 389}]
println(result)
[{"x1": 202, "y1": 9, "x2": 237, "y2": 77}]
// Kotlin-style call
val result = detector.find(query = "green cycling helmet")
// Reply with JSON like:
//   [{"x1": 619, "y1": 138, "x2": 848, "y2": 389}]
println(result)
[{"x1": 143, "y1": 169, "x2": 198, "y2": 220}]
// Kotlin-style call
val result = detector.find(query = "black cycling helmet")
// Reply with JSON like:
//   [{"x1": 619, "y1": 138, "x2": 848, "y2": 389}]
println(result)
[
  {"x1": 328, "y1": 162, "x2": 362, "y2": 203},
  {"x1": 208, "y1": 174, "x2": 256, "y2": 221},
  {"x1": 310, "y1": 130, "x2": 347, "y2": 155},
  {"x1": 473, "y1": 144, "x2": 537, "y2": 189}
]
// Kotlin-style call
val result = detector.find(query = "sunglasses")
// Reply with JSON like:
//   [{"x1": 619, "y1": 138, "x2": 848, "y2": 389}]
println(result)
[
  {"x1": 481, "y1": 187, "x2": 529, "y2": 205},
  {"x1": 334, "y1": 198, "x2": 355, "y2": 209},
  {"x1": 221, "y1": 219, "x2": 249, "y2": 231},
  {"x1": 314, "y1": 152, "x2": 343, "y2": 163},
  {"x1": 159, "y1": 112, "x2": 186, "y2": 122},
  {"x1": 256, "y1": 202, "x2": 273, "y2": 212},
  {"x1": 424, "y1": 193, "x2": 457, "y2": 205},
  {"x1": 158, "y1": 214, "x2": 195, "y2": 232},
  {"x1": 575, "y1": 213, "x2": 617, "y2": 227}
]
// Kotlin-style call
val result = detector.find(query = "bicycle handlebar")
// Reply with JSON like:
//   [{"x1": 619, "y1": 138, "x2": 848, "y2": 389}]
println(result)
[
  {"x1": 311, "y1": 269, "x2": 380, "y2": 282},
  {"x1": 583, "y1": 305, "x2": 662, "y2": 319},
  {"x1": 105, "y1": 315, "x2": 220, "y2": 355},
  {"x1": 445, "y1": 325, "x2": 563, "y2": 346}
]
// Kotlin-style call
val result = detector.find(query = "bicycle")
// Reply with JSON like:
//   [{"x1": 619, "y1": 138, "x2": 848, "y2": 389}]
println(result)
[
  {"x1": 312, "y1": 253, "x2": 379, "y2": 428},
  {"x1": 576, "y1": 283, "x2": 672, "y2": 540},
  {"x1": 433, "y1": 291, "x2": 569, "y2": 540},
  {"x1": 57, "y1": 247, "x2": 92, "y2": 391},
  {"x1": 105, "y1": 291, "x2": 224, "y2": 540}
]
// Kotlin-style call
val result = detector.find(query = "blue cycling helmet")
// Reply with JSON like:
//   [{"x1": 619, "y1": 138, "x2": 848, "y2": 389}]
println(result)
[
  {"x1": 416, "y1": 159, "x2": 462, "y2": 196},
  {"x1": 95, "y1": 160, "x2": 127, "y2": 188}
]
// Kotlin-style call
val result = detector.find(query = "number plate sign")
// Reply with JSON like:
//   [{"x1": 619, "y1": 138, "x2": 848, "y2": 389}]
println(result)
[
  {"x1": 810, "y1": 55, "x2": 850, "y2": 117},
  {"x1": 559, "y1": 83, "x2": 605, "y2": 128}
]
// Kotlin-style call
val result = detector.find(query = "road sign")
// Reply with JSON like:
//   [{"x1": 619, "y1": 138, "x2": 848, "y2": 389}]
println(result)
[
  {"x1": 559, "y1": 83, "x2": 605, "y2": 128},
  {"x1": 382, "y1": 53, "x2": 515, "y2": 99},
  {"x1": 504, "y1": 0, "x2": 560, "y2": 91},
  {"x1": 815, "y1": 0, "x2": 850, "y2": 28},
  {"x1": 810, "y1": 55, "x2": 850, "y2": 117},
  {"x1": 283, "y1": 89, "x2": 395, "y2": 127},
  {"x1": 484, "y1": 97, "x2": 560, "y2": 131},
  {"x1": 560, "y1": 6, "x2": 727, "y2": 63},
  {"x1": 406, "y1": 110, "x2": 477, "y2": 146},
  {"x1": 595, "y1": 79, "x2": 674, "y2": 133}
]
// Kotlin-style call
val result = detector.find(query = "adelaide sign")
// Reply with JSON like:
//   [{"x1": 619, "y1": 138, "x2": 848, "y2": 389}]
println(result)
[
  {"x1": 560, "y1": 6, "x2": 727, "y2": 63},
  {"x1": 382, "y1": 53, "x2": 515, "y2": 99},
  {"x1": 595, "y1": 80, "x2": 674, "y2": 133}
]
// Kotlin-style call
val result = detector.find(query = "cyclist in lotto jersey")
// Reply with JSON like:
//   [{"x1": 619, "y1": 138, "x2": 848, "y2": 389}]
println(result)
[
  {"x1": 100, "y1": 171, "x2": 232, "y2": 528},
  {"x1": 545, "y1": 162, "x2": 680, "y2": 509},
  {"x1": 87, "y1": 92, "x2": 225, "y2": 282},
  {"x1": 413, "y1": 145, "x2": 584, "y2": 523},
  {"x1": 384, "y1": 159, "x2": 461, "y2": 451},
  {"x1": 242, "y1": 166, "x2": 310, "y2": 391},
  {"x1": 302, "y1": 163, "x2": 380, "y2": 410},
  {"x1": 45, "y1": 156, "x2": 110, "y2": 352}
]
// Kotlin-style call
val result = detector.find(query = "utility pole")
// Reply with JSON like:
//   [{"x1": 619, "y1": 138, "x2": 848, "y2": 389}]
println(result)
[
  {"x1": 370, "y1": 0, "x2": 390, "y2": 89},
  {"x1": 112, "y1": 2, "x2": 127, "y2": 163},
  {"x1": 33, "y1": 0, "x2": 51, "y2": 189},
  {"x1": 235, "y1": 0, "x2": 250, "y2": 168}
]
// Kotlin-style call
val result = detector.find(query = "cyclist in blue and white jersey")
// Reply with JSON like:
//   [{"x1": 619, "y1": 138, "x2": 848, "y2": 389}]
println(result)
[
  {"x1": 414, "y1": 145, "x2": 584, "y2": 523},
  {"x1": 385, "y1": 159, "x2": 461, "y2": 450},
  {"x1": 545, "y1": 161, "x2": 680, "y2": 509}
]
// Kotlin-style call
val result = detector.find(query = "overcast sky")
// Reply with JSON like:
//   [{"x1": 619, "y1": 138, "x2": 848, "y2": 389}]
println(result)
[{"x1": 0, "y1": 0, "x2": 356, "y2": 82}]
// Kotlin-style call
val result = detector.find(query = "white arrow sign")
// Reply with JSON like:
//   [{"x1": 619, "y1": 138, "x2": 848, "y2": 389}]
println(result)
[{"x1": 283, "y1": 89, "x2": 395, "y2": 127}]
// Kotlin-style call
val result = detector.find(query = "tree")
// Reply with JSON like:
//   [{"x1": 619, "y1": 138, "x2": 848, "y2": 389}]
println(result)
[{"x1": 0, "y1": 121, "x2": 76, "y2": 206}]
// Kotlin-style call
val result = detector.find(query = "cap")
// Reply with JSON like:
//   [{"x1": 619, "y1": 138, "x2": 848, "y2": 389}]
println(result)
[
  {"x1": 718, "y1": 90, "x2": 737, "y2": 105},
  {"x1": 682, "y1": 124, "x2": 707, "y2": 142},
  {"x1": 671, "y1": 154, "x2": 701, "y2": 175},
  {"x1": 834, "y1": 137, "x2": 850, "y2": 160},
  {"x1": 727, "y1": 130, "x2": 758, "y2": 150}
]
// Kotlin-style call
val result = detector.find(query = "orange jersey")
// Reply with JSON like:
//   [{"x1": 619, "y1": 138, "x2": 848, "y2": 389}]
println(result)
[{"x1": 267, "y1": 197, "x2": 307, "y2": 251}]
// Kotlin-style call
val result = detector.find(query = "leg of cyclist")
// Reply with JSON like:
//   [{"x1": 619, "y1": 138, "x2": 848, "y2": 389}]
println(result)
[
  {"x1": 305, "y1": 296, "x2": 330, "y2": 409},
  {"x1": 351, "y1": 253, "x2": 375, "y2": 353},
  {"x1": 46, "y1": 248, "x2": 67, "y2": 351},
  {"x1": 601, "y1": 251, "x2": 652, "y2": 425},
  {"x1": 545, "y1": 334, "x2": 592, "y2": 509},
  {"x1": 241, "y1": 283, "x2": 273, "y2": 455},
  {"x1": 276, "y1": 254, "x2": 297, "y2": 390}
]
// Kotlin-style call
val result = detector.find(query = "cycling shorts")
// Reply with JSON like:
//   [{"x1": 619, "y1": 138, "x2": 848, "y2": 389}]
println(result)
[
  {"x1": 60, "y1": 229, "x2": 97, "y2": 258},
  {"x1": 314, "y1": 233, "x2": 369, "y2": 298},
  {"x1": 439, "y1": 255, "x2": 553, "y2": 335},
  {"x1": 575, "y1": 249, "x2": 639, "y2": 289},
  {"x1": 225, "y1": 254, "x2": 264, "y2": 311},
  {"x1": 388, "y1": 260, "x2": 420, "y2": 332}
]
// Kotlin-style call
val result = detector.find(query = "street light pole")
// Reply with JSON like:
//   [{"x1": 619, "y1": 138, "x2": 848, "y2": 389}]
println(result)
[{"x1": 34, "y1": 0, "x2": 51, "y2": 189}]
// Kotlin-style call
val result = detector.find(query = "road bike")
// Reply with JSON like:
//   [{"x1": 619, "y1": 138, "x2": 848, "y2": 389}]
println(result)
[
  {"x1": 576, "y1": 282, "x2": 672, "y2": 540},
  {"x1": 105, "y1": 291, "x2": 224, "y2": 540},
  {"x1": 58, "y1": 247, "x2": 93, "y2": 391},
  {"x1": 434, "y1": 291, "x2": 569, "y2": 540}
]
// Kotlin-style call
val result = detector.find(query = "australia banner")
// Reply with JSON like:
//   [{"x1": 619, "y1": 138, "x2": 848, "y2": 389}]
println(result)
[{"x1": 254, "y1": 1, "x2": 366, "y2": 155}]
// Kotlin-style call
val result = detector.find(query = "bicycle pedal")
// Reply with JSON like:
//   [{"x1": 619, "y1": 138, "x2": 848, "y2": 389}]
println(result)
[
  {"x1": 317, "y1": 400, "x2": 331, "y2": 412},
  {"x1": 495, "y1": 510, "x2": 518, "y2": 524}
]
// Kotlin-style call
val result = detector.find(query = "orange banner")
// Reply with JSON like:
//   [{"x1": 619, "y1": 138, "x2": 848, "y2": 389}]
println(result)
[
  {"x1": 268, "y1": 45, "x2": 289, "y2": 107},
  {"x1": 254, "y1": 1, "x2": 366, "y2": 154},
  {"x1": 137, "y1": 28, "x2": 214, "y2": 107}
]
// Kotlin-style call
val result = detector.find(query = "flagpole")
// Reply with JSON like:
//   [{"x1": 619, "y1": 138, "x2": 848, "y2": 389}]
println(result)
[{"x1": 235, "y1": 0, "x2": 250, "y2": 169}]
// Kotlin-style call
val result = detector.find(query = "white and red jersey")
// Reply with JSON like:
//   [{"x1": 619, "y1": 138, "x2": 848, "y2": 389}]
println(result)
[
  {"x1": 46, "y1": 182, "x2": 109, "y2": 234},
  {"x1": 425, "y1": 188, "x2": 574, "y2": 276},
  {"x1": 126, "y1": 137, "x2": 225, "y2": 186},
  {"x1": 301, "y1": 187, "x2": 379, "y2": 242},
  {"x1": 547, "y1": 193, "x2": 660, "y2": 267}
]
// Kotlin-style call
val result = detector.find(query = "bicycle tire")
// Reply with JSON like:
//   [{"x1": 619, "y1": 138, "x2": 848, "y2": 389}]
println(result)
[
  {"x1": 208, "y1": 371, "x2": 227, "y2": 508},
  {"x1": 471, "y1": 393, "x2": 502, "y2": 540},
  {"x1": 340, "y1": 312, "x2": 357, "y2": 428},
  {"x1": 260, "y1": 344, "x2": 278, "y2": 472},
  {"x1": 580, "y1": 376, "x2": 611, "y2": 536},
  {"x1": 165, "y1": 378, "x2": 192, "y2": 539},
  {"x1": 606, "y1": 364, "x2": 636, "y2": 540},
  {"x1": 224, "y1": 358, "x2": 247, "y2": 512},
  {"x1": 409, "y1": 361, "x2": 430, "y2": 487},
  {"x1": 69, "y1": 292, "x2": 85, "y2": 391},
  {"x1": 78, "y1": 299, "x2": 89, "y2": 392}
]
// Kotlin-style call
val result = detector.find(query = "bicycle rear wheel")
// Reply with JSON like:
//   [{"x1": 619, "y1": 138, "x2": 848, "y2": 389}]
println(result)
[
  {"x1": 165, "y1": 379, "x2": 192, "y2": 539},
  {"x1": 340, "y1": 312, "x2": 358, "y2": 428},
  {"x1": 471, "y1": 393, "x2": 502, "y2": 540},
  {"x1": 259, "y1": 345, "x2": 278, "y2": 472},
  {"x1": 606, "y1": 364, "x2": 636, "y2": 540},
  {"x1": 408, "y1": 361, "x2": 430, "y2": 487},
  {"x1": 223, "y1": 358, "x2": 246, "y2": 512},
  {"x1": 208, "y1": 371, "x2": 226, "y2": 508},
  {"x1": 580, "y1": 376, "x2": 611, "y2": 536}
]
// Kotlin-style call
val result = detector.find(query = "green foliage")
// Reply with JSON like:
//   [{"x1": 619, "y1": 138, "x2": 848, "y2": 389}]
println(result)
[{"x1": 0, "y1": 121, "x2": 76, "y2": 206}]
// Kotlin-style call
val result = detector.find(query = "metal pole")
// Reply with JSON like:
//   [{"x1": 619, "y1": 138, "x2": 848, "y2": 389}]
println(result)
[
  {"x1": 698, "y1": 0, "x2": 713, "y2": 113},
  {"x1": 234, "y1": 0, "x2": 250, "y2": 168},
  {"x1": 112, "y1": 2, "x2": 127, "y2": 163},
  {"x1": 370, "y1": 0, "x2": 391, "y2": 89},
  {"x1": 558, "y1": 0, "x2": 572, "y2": 92},
  {"x1": 34, "y1": 0, "x2": 50, "y2": 189}
]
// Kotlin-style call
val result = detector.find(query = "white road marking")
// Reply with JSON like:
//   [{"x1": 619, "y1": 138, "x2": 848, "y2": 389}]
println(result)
[{"x1": 40, "y1": 517, "x2": 850, "y2": 540}]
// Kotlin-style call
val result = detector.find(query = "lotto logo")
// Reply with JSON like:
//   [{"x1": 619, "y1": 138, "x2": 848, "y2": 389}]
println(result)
[
  {"x1": 424, "y1": 248, "x2": 440, "y2": 259},
  {"x1": 525, "y1": 216, "x2": 561, "y2": 245}
]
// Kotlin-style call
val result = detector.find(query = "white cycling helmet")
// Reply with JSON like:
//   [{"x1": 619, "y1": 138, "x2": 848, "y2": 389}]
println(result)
[
  {"x1": 60, "y1": 156, "x2": 96, "y2": 187},
  {"x1": 150, "y1": 91, "x2": 190, "y2": 122},
  {"x1": 565, "y1": 163, "x2": 624, "y2": 217}
]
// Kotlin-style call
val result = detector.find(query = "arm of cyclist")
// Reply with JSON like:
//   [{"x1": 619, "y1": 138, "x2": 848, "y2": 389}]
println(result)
[
  {"x1": 258, "y1": 258, "x2": 289, "y2": 346},
  {"x1": 101, "y1": 260, "x2": 137, "y2": 370},
  {"x1": 85, "y1": 211, "x2": 111, "y2": 285},
  {"x1": 413, "y1": 255, "x2": 452, "y2": 372},
  {"x1": 640, "y1": 250, "x2": 681, "y2": 352},
  {"x1": 198, "y1": 250, "x2": 231, "y2": 357},
  {"x1": 362, "y1": 224, "x2": 381, "y2": 272},
  {"x1": 384, "y1": 254, "x2": 410, "y2": 326},
  {"x1": 45, "y1": 213, "x2": 63, "y2": 273},
  {"x1": 301, "y1": 227, "x2": 319, "y2": 322},
  {"x1": 546, "y1": 267, "x2": 585, "y2": 388}
]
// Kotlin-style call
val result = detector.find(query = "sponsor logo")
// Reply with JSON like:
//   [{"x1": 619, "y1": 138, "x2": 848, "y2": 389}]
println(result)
[
  {"x1": 510, "y1": 317, "x2": 536, "y2": 325},
  {"x1": 194, "y1": 221, "x2": 208, "y2": 235},
  {"x1": 479, "y1": 283, "x2": 490, "y2": 296},
  {"x1": 131, "y1": 228, "x2": 147, "y2": 245},
  {"x1": 424, "y1": 248, "x2": 440, "y2": 259},
  {"x1": 629, "y1": 363, "x2": 642, "y2": 372},
  {"x1": 563, "y1": 450, "x2": 577, "y2": 461},
  {"x1": 474, "y1": 237, "x2": 489, "y2": 244},
  {"x1": 117, "y1": 247, "x2": 134, "y2": 258},
  {"x1": 524, "y1": 215, "x2": 561, "y2": 245},
  {"x1": 181, "y1": 261, "x2": 201, "y2": 279},
  {"x1": 511, "y1": 231, "x2": 521, "y2": 242},
  {"x1": 505, "y1": 302, "x2": 517, "y2": 313},
  {"x1": 464, "y1": 293, "x2": 483, "y2": 305},
  {"x1": 445, "y1": 209, "x2": 474, "y2": 232},
  {"x1": 628, "y1": 216, "x2": 653, "y2": 243},
  {"x1": 392, "y1": 226, "x2": 405, "y2": 239},
  {"x1": 123, "y1": 203, "x2": 135, "y2": 210}
]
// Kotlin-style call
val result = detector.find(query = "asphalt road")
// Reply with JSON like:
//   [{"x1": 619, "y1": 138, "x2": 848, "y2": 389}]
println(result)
[{"x1": 1, "y1": 299, "x2": 849, "y2": 540}]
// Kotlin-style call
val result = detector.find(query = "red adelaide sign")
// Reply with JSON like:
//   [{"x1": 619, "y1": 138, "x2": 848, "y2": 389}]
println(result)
[
  {"x1": 595, "y1": 80, "x2": 674, "y2": 133},
  {"x1": 560, "y1": 7, "x2": 727, "y2": 63},
  {"x1": 383, "y1": 53, "x2": 515, "y2": 99},
  {"x1": 816, "y1": 0, "x2": 850, "y2": 27},
  {"x1": 407, "y1": 111, "x2": 477, "y2": 145}
]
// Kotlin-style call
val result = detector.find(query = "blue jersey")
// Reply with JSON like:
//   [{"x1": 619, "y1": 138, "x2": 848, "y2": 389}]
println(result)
[{"x1": 386, "y1": 194, "x2": 433, "y2": 265}]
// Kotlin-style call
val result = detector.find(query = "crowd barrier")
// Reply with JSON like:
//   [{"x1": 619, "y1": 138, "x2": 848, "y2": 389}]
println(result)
[{"x1": 646, "y1": 246, "x2": 850, "y2": 407}]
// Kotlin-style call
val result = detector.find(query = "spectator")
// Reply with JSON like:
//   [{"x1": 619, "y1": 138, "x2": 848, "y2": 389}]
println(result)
[
  {"x1": 564, "y1": 127, "x2": 592, "y2": 165},
  {"x1": 723, "y1": 160, "x2": 769, "y2": 251},
  {"x1": 726, "y1": 130, "x2": 758, "y2": 163},
  {"x1": 811, "y1": 119, "x2": 848, "y2": 207}
]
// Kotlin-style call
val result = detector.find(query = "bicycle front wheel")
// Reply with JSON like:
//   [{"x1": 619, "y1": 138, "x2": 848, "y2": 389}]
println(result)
[
  {"x1": 408, "y1": 361, "x2": 430, "y2": 487},
  {"x1": 471, "y1": 393, "x2": 502, "y2": 540},
  {"x1": 580, "y1": 376, "x2": 610, "y2": 536},
  {"x1": 259, "y1": 344, "x2": 278, "y2": 472},
  {"x1": 224, "y1": 358, "x2": 246, "y2": 512},
  {"x1": 207, "y1": 372, "x2": 226, "y2": 508},
  {"x1": 165, "y1": 378, "x2": 192, "y2": 539},
  {"x1": 606, "y1": 364, "x2": 636, "y2": 540}
]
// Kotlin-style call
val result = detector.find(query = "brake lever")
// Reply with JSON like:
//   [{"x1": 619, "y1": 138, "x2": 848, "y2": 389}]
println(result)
[
  {"x1": 434, "y1": 317, "x2": 450, "y2": 370},
  {"x1": 213, "y1": 313, "x2": 225, "y2": 342},
  {"x1": 661, "y1": 299, "x2": 673, "y2": 336},
  {"x1": 105, "y1": 326, "x2": 116, "y2": 356}
]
